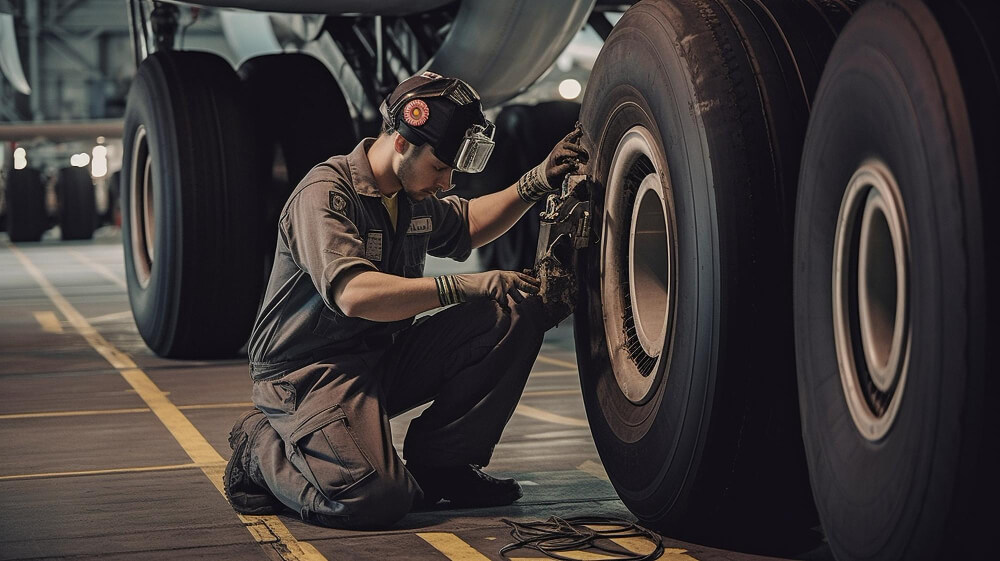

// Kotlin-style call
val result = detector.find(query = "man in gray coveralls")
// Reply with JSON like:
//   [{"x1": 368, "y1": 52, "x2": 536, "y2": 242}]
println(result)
[{"x1": 223, "y1": 71, "x2": 589, "y2": 529}]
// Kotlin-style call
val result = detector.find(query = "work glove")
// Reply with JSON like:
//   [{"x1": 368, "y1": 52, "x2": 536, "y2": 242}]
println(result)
[
  {"x1": 516, "y1": 123, "x2": 590, "y2": 203},
  {"x1": 434, "y1": 271, "x2": 540, "y2": 307}
]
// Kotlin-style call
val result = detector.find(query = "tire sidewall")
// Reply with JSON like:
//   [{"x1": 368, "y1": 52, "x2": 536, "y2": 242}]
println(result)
[
  {"x1": 122, "y1": 54, "x2": 181, "y2": 351},
  {"x1": 794, "y1": 2, "x2": 976, "y2": 557},
  {"x1": 577, "y1": 2, "x2": 719, "y2": 521}
]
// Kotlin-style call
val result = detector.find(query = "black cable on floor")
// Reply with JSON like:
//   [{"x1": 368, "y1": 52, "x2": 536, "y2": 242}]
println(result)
[{"x1": 498, "y1": 516, "x2": 664, "y2": 561}]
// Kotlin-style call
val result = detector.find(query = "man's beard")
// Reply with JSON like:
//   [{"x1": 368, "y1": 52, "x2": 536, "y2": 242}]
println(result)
[{"x1": 397, "y1": 151, "x2": 433, "y2": 198}]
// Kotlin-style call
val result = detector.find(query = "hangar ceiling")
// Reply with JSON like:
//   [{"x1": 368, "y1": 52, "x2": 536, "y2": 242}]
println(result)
[{"x1": 1, "y1": 0, "x2": 231, "y2": 122}]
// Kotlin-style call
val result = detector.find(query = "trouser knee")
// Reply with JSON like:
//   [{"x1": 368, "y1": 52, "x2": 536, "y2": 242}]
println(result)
[{"x1": 302, "y1": 472, "x2": 418, "y2": 530}]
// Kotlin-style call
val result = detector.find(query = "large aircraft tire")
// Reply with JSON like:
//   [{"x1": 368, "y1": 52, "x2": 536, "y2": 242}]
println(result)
[
  {"x1": 122, "y1": 51, "x2": 264, "y2": 358},
  {"x1": 104, "y1": 170, "x2": 121, "y2": 227},
  {"x1": 6, "y1": 168, "x2": 47, "y2": 242},
  {"x1": 574, "y1": 0, "x2": 855, "y2": 548},
  {"x1": 238, "y1": 53, "x2": 356, "y2": 275},
  {"x1": 794, "y1": 1, "x2": 999, "y2": 559},
  {"x1": 238, "y1": 54, "x2": 355, "y2": 194},
  {"x1": 56, "y1": 167, "x2": 97, "y2": 241}
]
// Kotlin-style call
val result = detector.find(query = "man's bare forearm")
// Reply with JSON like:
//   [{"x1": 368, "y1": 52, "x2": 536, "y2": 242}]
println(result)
[
  {"x1": 334, "y1": 270, "x2": 441, "y2": 321},
  {"x1": 468, "y1": 183, "x2": 534, "y2": 249}
]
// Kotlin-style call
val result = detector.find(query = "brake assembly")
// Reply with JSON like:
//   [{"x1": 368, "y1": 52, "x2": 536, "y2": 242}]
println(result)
[{"x1": 531, "y1": 174, "x2": 594, "y2": 310}]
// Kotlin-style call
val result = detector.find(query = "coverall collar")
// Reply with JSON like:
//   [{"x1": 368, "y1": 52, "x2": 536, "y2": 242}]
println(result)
[{"x1": 348, "y1": 137, "x2": 390, "y2": 199}]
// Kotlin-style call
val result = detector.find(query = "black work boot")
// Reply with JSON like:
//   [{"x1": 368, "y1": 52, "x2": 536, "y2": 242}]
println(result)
[
  {"x1": 224, "y1": 408, "x2": 282, "y2": 515},
  {"x1": 407, "y1": 463, "x2": 523, "y2": 509}
]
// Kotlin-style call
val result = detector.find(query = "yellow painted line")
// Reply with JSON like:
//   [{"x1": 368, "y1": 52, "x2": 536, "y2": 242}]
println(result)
[
  {"x1": 33, "y1": 310, "x2": 63, "y2": 333},
  {"x1": 86, "y1": 310, "x2": 134, "y2": 324},
  {"x1": 535, "y1": 354, "x2": 577, "y2": 370},
  {"x1": 0, "y1": 461, "x2": 224, "y2": 481},
  {"x1": 515, "y1": 403, "x2": 589, "y2": 427},
  {"x1": 0, "y1": 402, "x2": 254, "y2": 420},
  {"x1": 8, "y1": 242, "x2": 326, "y2": 561},
  {"x1": 0, "y1": 407, "x2": 150, "y2": 420},
  {"x1": 67, "y1": 248, "x2": 127, "y2": 290},
  {"x1": 522, "y1": 389, "x2": 579, "y2": 397},
  {"x1": 579, "y1": 526, "x2": 699, "y2": 561},
  {"x1": 530, "y1": 369, "x2": 578, "y2": 377},
  {"x1": 577, "y1": 460, "x2": 610, "y2": 481},
  {"x1": 416, "y1": 533, "x2": 491, "y2": 561},
  {"x1": 611, "y1": 540, "x2": 696, "y2": 560}
]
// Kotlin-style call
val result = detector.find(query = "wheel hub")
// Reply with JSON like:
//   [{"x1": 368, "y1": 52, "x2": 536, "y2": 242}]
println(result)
[
  {"x1": 600, "y1": 126, "x2": 676, "y2": 404},
  {"x1": 832, "y1": 159, "x2": 911, "y2": 441},
  {"x1": 129, "y1": 125, "x2": 154, "y2": 289}
]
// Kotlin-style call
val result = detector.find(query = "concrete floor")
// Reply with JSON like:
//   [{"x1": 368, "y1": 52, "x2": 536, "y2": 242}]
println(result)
[{"x1": 0, "y1": 230, "x2": 827, "y2": 561}]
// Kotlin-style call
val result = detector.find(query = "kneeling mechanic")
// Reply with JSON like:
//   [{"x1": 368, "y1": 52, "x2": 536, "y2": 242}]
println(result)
[{"x1": 224, "y1": 71, "x2": 589, "y2": 529}]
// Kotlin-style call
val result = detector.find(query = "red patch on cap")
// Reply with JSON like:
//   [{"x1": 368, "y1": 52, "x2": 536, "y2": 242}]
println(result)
[{"x1": 403, "y1": 99, "x2": 430, "y2": 127}]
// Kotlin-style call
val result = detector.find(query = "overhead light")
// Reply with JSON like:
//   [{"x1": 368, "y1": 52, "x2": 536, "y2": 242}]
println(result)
[
  {"x1": 70, "y1": 153, "x2": 91, "y2": 167},
  {"x1": 92, "y1": 145, "x2": 108, "y2": 178},
  {"x1": 13, "y1": 147, "x2": 27, "y2": 170},
  {"x1": 558, "y1": 78, "x2": 582, "y2": 100}
]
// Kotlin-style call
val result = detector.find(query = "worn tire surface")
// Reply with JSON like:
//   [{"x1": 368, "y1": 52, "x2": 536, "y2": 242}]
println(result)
[
  {"x1": 238, "y1": 53, "x2": 357, "y2": 279},
  {"x1": 575, "y1": 0, "x2": 855, "y2": 548},
  {"x1": 56, "y1": 166, "x2": 97, "y2": 241},
  {"x1": 122, "y1": 51, "x2": 263, "y2": 358},
  {"x1": 6, "y1": 168, "x2": 47, "y2": 242},
  {"x1": 794, "y1": 0, "x2": 999, "y2": 559}
]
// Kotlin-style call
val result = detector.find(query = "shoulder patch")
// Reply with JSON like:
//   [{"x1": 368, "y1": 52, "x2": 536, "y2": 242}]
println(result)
[{"x1": 329, "y1": 192, "x2": 348, "y2": 212}]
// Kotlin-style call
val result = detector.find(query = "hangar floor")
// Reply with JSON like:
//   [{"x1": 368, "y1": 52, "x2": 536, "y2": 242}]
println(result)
[{"x1": 0, "y1": 233, "x2": 830, "y2": 561}]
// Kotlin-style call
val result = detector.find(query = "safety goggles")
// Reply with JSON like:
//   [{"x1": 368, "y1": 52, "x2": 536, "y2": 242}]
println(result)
[{"x1": 453, "y1": 122, "x2": 496, "y2": 173}]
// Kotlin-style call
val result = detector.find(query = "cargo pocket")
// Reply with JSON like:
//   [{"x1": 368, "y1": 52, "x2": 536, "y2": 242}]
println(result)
[{"x1": 287, "y1": 404, "x2": 376, "y2": 501}]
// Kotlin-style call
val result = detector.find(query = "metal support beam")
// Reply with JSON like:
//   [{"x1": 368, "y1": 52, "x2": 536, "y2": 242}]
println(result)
[
  {"x1": 41, "y1": 29, "x2": 104, "y2": 79},
  {"x1": 127, "y1": 0, "x2": 150, "y2": 67},
  {"x1": 150, "y1": 2, "x2": 179, "y2": 52},
  {"x1": 27, "y1": 0, "x2": 43, "y2": 121},
  {"x1": 0, "y1": 119, "x2": 125, "y2": 141},
  {"x1": 50, "y1": 0, "x2": 89, "y2": 24}
]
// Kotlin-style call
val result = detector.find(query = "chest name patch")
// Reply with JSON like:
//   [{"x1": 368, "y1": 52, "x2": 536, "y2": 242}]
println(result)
[
  {"x1": 406, "y1": 217, "x2": 433, "y2": 235},
  {"x1": 365, "y1": 230, "x2": 383, "y2": 262}
]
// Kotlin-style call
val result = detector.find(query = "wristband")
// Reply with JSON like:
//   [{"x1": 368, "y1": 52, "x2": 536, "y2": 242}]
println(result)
[
  {"x1": 435, "y1": 275, "x2": 464, "y2": 306},
  {"x1": 516, "y1": 161, "x2": 552, "y2": 203}
]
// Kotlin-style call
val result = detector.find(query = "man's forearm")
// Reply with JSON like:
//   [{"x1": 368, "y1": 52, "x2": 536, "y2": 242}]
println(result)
[
  {"x1": 467, "y1": 183, "x2": 534, "y2": 249},
  {"x1": 333, "y1": 270, "x2": 441, "y2": 322}
]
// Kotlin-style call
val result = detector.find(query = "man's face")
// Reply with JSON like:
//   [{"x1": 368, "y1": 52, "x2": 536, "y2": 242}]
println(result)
[{"x1": 396, "y1": 143, "x2": 455, "y2": 201}]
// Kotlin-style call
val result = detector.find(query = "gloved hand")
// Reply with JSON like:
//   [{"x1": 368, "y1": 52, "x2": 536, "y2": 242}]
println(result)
[
  {"x1": 516, "y1": 123, "x2": 590, "y2": 203},
  {"x1": 435, "y1": 271, "x2": 540, "y2": 306}
]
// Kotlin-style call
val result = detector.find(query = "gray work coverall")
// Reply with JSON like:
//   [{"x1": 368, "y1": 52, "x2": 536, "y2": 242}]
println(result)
[{"x1": 244, "y1": 139, "x2": 548, "y2": 528}]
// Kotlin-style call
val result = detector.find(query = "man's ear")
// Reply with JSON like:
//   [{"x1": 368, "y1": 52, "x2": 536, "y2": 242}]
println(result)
[{"x1": 393, "y1": 134, "x2": 409, "y2": 155}]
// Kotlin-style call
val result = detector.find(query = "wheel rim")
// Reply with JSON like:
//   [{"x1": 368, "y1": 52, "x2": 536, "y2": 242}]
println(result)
[
  {"x1": 129, "y1": 125, "x2": 154, "y2": 289},
  {"x1": 832, "y1": 159, "x2": 911, "y2": 441},
  {"x1": 600, "y1": 125, "x2": 677, "y2": 404}
]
